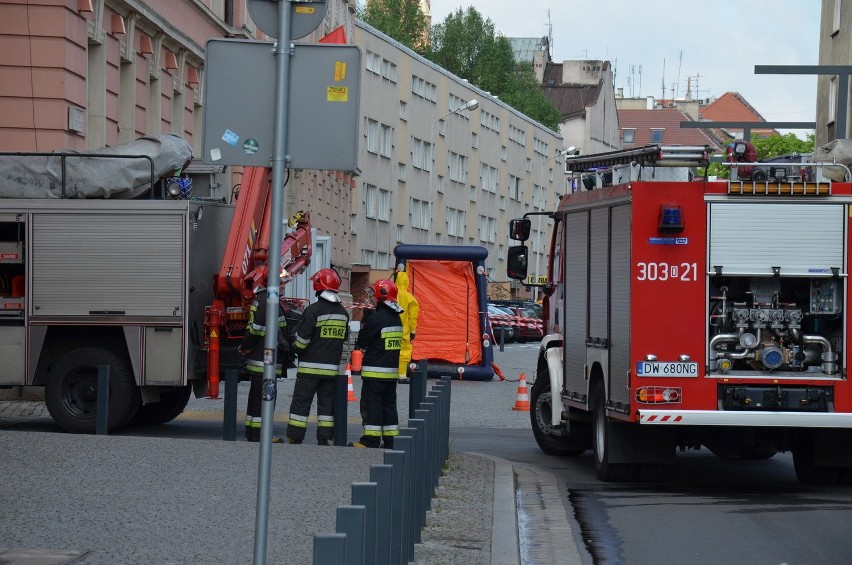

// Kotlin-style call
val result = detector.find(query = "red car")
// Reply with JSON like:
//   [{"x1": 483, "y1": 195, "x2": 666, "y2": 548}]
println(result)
[{"x1": 504, "y1": 306, "x2": 543, "y2": 342}]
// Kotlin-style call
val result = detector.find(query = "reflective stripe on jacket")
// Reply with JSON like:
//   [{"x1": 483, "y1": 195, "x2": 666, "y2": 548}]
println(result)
[
  {"x1": 356, "y1": 302, "x2": 403, "y2": 380},
  {"x1": 295, "y1": 296, "x2": 350, "y2": 379}
]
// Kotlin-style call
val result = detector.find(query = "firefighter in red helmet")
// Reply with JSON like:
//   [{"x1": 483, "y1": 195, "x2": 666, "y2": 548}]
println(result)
[
  {"x1": 239, "y1": 263, "x2": 290, "y2": 442},
  {"x1": 285, "y1": 267, "x2": 350, "y2": 445},
  {"x1": 349, "y1": 279, "x2": 404, "y2": 449}
]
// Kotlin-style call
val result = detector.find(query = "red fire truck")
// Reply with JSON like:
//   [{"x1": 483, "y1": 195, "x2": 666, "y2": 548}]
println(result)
[{"x1": 507, "y1": 144, "x2": 852, "y2": 484}]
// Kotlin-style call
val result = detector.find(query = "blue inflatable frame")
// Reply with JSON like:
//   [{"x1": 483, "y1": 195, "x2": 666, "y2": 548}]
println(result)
[{"x1": 393, "y1": 244, "x2": 494, "y2": 381}]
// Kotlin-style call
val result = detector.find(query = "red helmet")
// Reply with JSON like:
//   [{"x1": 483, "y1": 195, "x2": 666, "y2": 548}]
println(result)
[
  {"x1": 312, "y1": 268, "x2": 341, "y2": 292},
  {"x1": 373, "y1": 279, "x2": 398, "y2": 302}
]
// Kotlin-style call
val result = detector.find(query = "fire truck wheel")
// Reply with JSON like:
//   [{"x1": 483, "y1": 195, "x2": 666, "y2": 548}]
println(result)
[
  {"x1": 592, "y1": 380, "x2": 633, "y2": 482},
  {"x1": 793, "y1": 440, "x2": 839, "y2": 485},
  {"x1": 530, "y1": 372, "x2": 585, "y2": 456},
  {"x1": 130, "y1": 385, "x2": 192, "y2": 426},
  {"x1": 45, "y1": 347, "x2": 141, "y2": 434}
]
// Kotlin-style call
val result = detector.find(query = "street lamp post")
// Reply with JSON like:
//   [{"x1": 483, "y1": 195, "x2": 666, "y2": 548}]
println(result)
[{"x1": 427, "y1": 98, "x2": 479, "y2": 244}]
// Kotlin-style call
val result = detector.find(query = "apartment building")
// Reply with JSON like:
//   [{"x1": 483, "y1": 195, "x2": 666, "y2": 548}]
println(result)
[
  {"x1": 0, "y1": 0, "x2": 357, "y2": 295},
  {"x1": 816, "y1": 0, "x2": 852, "y2": 145},
  {"x1": 353, "y1": 21, "x2": 563, "y2": 298}
]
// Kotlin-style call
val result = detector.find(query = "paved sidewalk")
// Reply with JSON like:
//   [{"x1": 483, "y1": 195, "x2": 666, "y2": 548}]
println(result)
[{"x1": 0, "y1": 343, "x2": 585, "y2": 564}]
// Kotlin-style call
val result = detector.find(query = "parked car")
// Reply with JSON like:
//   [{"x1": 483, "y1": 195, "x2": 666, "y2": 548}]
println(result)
[
  {"x1": 505, "y1": 306, "x2": 544, "y2": 342},
  {"x1": 487, "y1": 304, "x2": 517, "y2": 343}
]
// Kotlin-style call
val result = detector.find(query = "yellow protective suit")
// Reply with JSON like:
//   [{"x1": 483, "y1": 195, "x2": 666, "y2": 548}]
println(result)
[{"x1": 395, "y1": 270, "x2": 420, "y2": 378}]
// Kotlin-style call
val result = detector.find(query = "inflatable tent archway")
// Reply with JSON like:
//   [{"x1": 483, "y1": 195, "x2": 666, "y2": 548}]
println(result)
[{"x1": 394, "y1": 244, "x2": 494, "y2": 381}]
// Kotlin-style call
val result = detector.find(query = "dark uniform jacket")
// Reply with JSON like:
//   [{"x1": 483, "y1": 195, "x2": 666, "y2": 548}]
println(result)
[
  {"x1": 294, "y1": 296, "x2": 350, "y2": 378},
  {"x1": 356, "y1": 302, "x2": 403, "y2": 380},
  {"x1": 239, "y1": 288, "x2": 289, "y2": 376}
]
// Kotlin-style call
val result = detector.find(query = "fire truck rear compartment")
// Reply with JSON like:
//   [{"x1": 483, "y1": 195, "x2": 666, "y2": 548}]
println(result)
[{"x1": 708, "y1": 275, "x2": 843, "y2": 377}]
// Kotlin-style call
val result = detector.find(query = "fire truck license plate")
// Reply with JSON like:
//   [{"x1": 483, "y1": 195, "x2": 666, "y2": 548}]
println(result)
[{"x1": 636, "y1": 361, "x2": 698, "y2": 377}]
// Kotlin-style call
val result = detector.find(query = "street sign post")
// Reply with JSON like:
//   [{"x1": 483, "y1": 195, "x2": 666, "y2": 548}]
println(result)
[
  {"x1": 202, "y1": 39, "x2": 360, "y2": 171},
  {"x1": 247, "y1": 0, "x2": 328, "y2": 39}
]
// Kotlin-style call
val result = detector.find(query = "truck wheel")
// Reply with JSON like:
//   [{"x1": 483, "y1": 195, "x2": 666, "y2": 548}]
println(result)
[
  {"x1": 45, "y1": 347, "x2": 141, "y2": 433},
  {"x1": 793, "y1": 441, "x2": 839, "y2": 485},
  {"x1": 592, "y1": 381, "x2": 632, "y2": 481},
  {"x1": 131, "y1": 385, "x2": 192, "y2": 426},
  {"x1": 530, "y1": 372, "x2": 585, "y2": 456}
]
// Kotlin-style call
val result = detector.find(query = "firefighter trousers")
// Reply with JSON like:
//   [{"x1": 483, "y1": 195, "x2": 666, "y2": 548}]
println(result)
[
  {"x1": 245, "y1": 371, "x2": 274, "y2": 441},
  {"x1": 286, "y1": 376, "x2": 335, "y2": 442},
  {"x1": 358, "y1": 378, "x2": 399, "y2": 448}
]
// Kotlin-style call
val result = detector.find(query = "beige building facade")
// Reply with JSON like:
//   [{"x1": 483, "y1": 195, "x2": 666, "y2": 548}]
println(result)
[
  {"x1": 0, "y1": 0, "x2": 357, "y2": 294},
  {"x1": 816, "y1": 0, "x2": 852, "y2": 146},
  {"x1": 1, "y1": 0, "x2": 562, "y2": 299},
  {"x1": 353, "y1": 21, "x2": 563, "y2": 296}
]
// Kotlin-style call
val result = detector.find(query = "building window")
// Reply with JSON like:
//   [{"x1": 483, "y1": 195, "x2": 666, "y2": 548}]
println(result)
[
  {"x1": 412, "y1": 137, "x2": 432, "y2": 171},
  {"x1": 829, "y1": 76, "x2": 837, "y2": 123},
  {"x1": 480, "y1": 162, "x2": 498, "y2": 193},
  {"x1": 365, "y1": 184, "x2": 390, "y2": 221},
  {"x1": 447, "y1": 208, "x2": 466, "y2": 237},
  {"x1": 832, "y1": 0, "x2": 842, "y2": 35},
  {"x1": 380, "y1": 124, "x2": 393, "y2": 158},
  {"x1": 411, "y1": 198, "x2": 431, "y2": 230},
  {"x1": 365, "y1": 118, "x2": 378, "y2": 153},
  {"x1": 397, "y1": 162, "x2": 406, "y2": 182},
  {"x1": 412, "y1": 75, "x2": 437, "y2": 102},
  {"x1": 448, "y1": 152, "x2": 468, "y2": 183},
  {"x1": 478, "y1": 215, "x2": 496, "y2": 243},
  {"x1": 508, "y1": 175, "x2": 523, "y2": 201},
  {"x1": 399, "y1": 101, "x2": 407, "y2": 121},
  {"x1": 623, "y1": 129, "x2": 636, "y2": 144},
  {"x1": 650, "y1": 129, "x2": 664, "y2": 143}
]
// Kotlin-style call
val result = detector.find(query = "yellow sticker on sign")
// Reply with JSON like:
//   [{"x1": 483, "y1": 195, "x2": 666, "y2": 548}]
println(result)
[
  {"x1": 327, "y1": 86, "x2": 349, "y2": 102},
  {"x1": 334, "y1": 62, "x2": 347, "y2": 81},
  {"x1": 295, "y1": 7, "x2": 316, "y2": 14}
]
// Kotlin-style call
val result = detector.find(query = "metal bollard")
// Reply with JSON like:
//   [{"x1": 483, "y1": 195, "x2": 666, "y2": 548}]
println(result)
[
  {"x1": 96, "y1": 365, "x2": 110, "y2": 435},
  {"x1": 384, "y1": 450, "x2": 406, "y2": 564},
  {"x1": 413, "y1": 409, "x2": 432, "y2": 512},
  {"x1": 420, "y1": 402, "x2": 439, "y2": 497},
  {"x1": 334, "y1": 370, "x2": 348, "y2": 446},
  {"x1": 395, "y1": 435, "x2": 415, "y2": 563},
  {"x1": 440, "y1": 376, "x2": 452, "y2": 461},
  {"x1": 351, "y1": 482, "x2": 378, "y2": 565},
  {"x1": 407, "y1": 418, "x2": 427, "y2": 535},
  {"x1": 313, "y1": 533, "x2": 346, "y2": 564},
  {"x1": 223, "y1": 369, "x2": 238, "y2": 441},
  {"x1": 369, "y1": 464, "x2": 393, "y2": 565},
  {"x1": 336, "y1": 505, "x2": 366, "y2": 565},
  {"x1": 408, "y1": 359, "x2": 427, "y2": 419}
]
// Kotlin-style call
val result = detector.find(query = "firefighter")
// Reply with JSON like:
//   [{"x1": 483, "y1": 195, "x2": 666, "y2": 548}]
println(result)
[
  {"x1": 239, "y1": 264, "x2": 289, "y2": 443},
  {"x1": 349, "y1": 279, "x2": 404, "y2": 449},
  {"x1": 394, "y1": 269, "x2": 420, "y2": 384},
  {"x1": 285, "y1": 268, "x2": 350, "y2": 445}
]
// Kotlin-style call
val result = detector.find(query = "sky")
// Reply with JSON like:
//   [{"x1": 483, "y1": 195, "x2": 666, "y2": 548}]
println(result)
[{"x1": 428, "y1": 0, "x2": 822, "y2": 137}]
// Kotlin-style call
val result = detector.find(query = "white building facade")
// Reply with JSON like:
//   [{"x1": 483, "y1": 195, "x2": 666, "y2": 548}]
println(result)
[{"x1": 352, "y1": 21, "x2": 563, "y2": 294}]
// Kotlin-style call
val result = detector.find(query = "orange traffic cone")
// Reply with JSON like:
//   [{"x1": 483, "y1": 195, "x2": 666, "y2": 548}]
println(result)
[
  {"x1": 512, "y1": 373, "x2": 530, "y2": 411},
  {"x1": 346, "y1": 364, "x2": 358, "y2": 402}
]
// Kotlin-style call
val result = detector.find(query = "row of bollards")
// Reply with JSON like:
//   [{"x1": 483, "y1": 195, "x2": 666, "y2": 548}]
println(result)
[{"x1": 313, "y1": 369, "x2": 452, "y2": 565}]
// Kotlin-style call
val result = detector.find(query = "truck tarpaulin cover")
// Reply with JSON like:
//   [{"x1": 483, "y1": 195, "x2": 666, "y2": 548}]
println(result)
[
  {"x1": 408, "y1": 259, "x2": 482, "y2": 366},
  {"x1": 0, "y1": 134, "x2": 192, "y2": 199}
]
